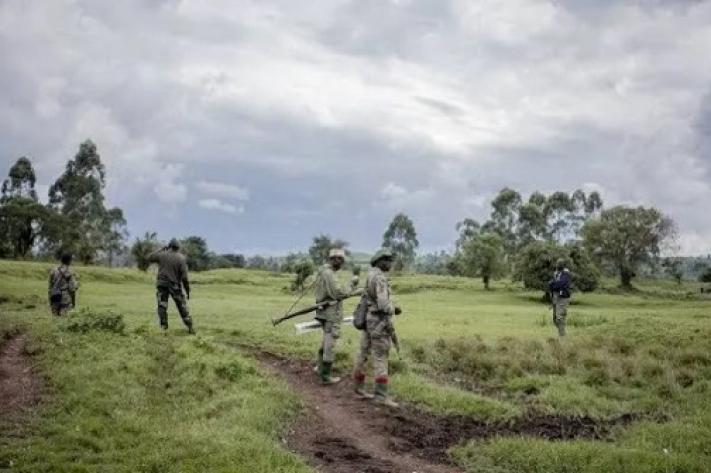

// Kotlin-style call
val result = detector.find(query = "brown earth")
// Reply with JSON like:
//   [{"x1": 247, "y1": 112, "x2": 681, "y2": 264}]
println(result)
[
  {"x1": 0, "y1": 333, "x2": 43, "y2": 429},
  {"x1": 255, "y1": 350, "x2": 635, "y2": 473}
]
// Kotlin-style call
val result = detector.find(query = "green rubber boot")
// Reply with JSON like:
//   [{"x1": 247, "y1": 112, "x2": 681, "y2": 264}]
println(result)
[
  {"x1": 320, "y1": 362, "x2": 341, "y2": 385},
  {"x1": 373, "y1": 380, "x2": 398, "y2": 407}
]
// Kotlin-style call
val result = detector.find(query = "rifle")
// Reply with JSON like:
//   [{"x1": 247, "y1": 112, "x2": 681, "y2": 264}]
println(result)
[{"x1": 271, "y1": 289, "x2": 363, "y2": 326}]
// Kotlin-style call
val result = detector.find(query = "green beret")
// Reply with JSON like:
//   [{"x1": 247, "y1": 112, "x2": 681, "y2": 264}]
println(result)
[{"x1": 370, "y1": 248, "x2": 394, "y2": 265}]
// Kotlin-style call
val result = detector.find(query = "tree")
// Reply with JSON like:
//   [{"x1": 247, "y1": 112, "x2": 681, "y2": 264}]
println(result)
[
  {"x1": 486, "y1": 188, "x2": 522, "y2": 254},
  {"x1": 662, "y1": 257, "x2": 683, "y2": 285},
  {"x1": 455, "y1": 218, "x2": 481, "y2": 250},
  {"x1": 699, "y1": 267, "x2": 711, "y2": 284},
  {"x1": 582, "y1": 206, "x2": 676, "y2": 289},
  {"x1": 131, "y1": 232, "x2": 159, "y2": 271},
  {"x1": 382, "y1": 213, "x2": 419, "y2": 271},
  {"x1": 514, "y1": 241, "x2": 600, "y2": 294},
  {"x1": 0, "y1": 157, "x2": 46, "y2": 258},
  {"x1": 48, "y1": 140, "x2": 127, "y2": 263},
  {"x1": 219, "y1": 254, "x2": 246, "y2": 268},
  {"x1": 459, "y1": 233, "x2": 505, "y2": 289},
  {"x1": 308, "y1": 234, "x2": 349, "y2": 266},
  {"x1": 291, "y1": 258, "x2": 315, "y2": 292},
  {"x1": 544, "y1": 191, "x2": 576, "y2": 242},
  {"x1": 414, "y1": 251, "x2": 453, "y2": 275},
  {"x1": 180, "y1": 236, "x2": 211, "y2": 271}
]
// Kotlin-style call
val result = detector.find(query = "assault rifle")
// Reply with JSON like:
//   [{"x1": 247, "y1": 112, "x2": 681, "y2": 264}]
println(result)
[{"x1": 271, "y1": 289, "x2": 363, "y2": 326}]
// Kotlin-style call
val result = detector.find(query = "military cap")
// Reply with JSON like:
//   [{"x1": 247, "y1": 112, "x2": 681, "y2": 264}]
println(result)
[
  {"x1": 555, "y1": 258, "x2": 567, "y2": 269},
  {"x1": 168, "y1": 238, "x2": 180, "y2": 249},
  {"x1": 328, "y1": 248, "x2": 346, "y2": 259},
  {"x1": 370, "y1": 248, "x2": 394, "y2": 265}
]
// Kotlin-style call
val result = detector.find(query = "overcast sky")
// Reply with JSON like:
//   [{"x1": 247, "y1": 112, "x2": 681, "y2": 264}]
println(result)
[{"x1": 2, "y1": 0, "x2": 711, "y2": 255}]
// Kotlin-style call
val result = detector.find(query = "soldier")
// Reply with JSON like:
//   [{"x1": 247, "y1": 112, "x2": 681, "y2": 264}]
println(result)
[
  {"x1": 352, "y1": 248, "x2": 402, "y2": 407},
  {"x1": 148, "y1": 239, "x2": 194, "y2": 334},
  {"x1": 48, "y1": 253, "x2": 78, "y2": 316},
  {"x1": 314, "y1": 248, "x2": 358, "y2": 385},
  {"x1": 548, "y1": 258, "x2": 572, "y2": 337}
]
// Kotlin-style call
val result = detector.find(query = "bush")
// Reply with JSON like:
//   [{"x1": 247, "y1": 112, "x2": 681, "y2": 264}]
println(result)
[
  {"x1": 64, "y1": 309, "x2": 125, "y2": 335},
  {"x1": 514, "y1": 241, "x2": 600, "y2": 293}
]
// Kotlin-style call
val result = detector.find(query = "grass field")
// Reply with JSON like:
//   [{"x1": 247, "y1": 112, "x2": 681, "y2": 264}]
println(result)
[{"x1": 1, "y1": 260, "x2": 710, "y2": 472}]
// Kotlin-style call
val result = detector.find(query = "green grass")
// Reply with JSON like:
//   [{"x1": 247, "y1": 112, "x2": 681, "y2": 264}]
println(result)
[{"x1": 1, "y1": 260, "x2": 711, "y2": 472}]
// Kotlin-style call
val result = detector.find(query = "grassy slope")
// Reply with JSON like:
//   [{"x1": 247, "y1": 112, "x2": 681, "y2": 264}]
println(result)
[{"x1": 1, "y1": 261, "x2": 710, "y2": 472}]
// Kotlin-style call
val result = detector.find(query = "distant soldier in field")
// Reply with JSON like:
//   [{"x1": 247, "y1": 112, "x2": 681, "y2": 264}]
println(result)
[
  {"x1": 548, "y1": 258, "x2": 572, "y2": 337},
  {"x1": 48, "y1": 253, "x2": 78, "y2": 316},
  {"x1": 148, "y1": 238, "x2": 194, "y2": 334},
  {"x1": 352, "y1": 248, "x2": 402, "y2": 407},
  {"x1": 313, "y1": 248, "x2": 359, "y2": 385}
]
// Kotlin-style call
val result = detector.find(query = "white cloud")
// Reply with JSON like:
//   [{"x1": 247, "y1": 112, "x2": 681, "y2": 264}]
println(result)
[
  {"x1": 199, "y1": 198, "x2": 244, "y2": 215},
  {"x1": 154, "y1": 164, "x2": 188, "y2": 204},
  {"x1": 3, "y1": 0, "x2": 711, "y2": 253},
  {"x1": 196, "y1": 180, "x2": 249, "y2": 200}
]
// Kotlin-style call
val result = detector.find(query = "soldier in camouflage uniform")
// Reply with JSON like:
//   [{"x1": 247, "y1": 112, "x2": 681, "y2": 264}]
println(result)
[
  {"x1": 314, "y1": 248, "x2": 359, "y2": 385},
  {"x1": 548, "y1": 258, "x2": 572, "y2": 337},
  {"x1": 48, "y1": 253, "x2": 78, "y2": 316},
  {"x1": 148, "y1": 239, "x2": 194, "y2": 334},
  {"x1": 352, "y1": 248, "x2": 401, "y2": 407}
]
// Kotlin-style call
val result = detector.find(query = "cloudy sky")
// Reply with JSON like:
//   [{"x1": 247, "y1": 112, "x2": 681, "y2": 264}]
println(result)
[{"x1": 2, "y1": 0, "x2": 711, "y2": 255}]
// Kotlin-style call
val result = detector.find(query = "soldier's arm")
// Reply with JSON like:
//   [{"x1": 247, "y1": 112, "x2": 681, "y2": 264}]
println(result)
[
  {"x1": 147, "y1": 246, "x2": 166, "y2": 263},
  {"x1": 181, "y1": 261, "x2": 191, "y2": 298},
  {"x1": 374, "y1": 276, "x2": 395, "y2": 315},
  {"x1": 48, "y1": 270, "x2": 54, "y2": 297},
  {"x1": 322, "y1": 270, "x2": 350, "y2": 300}
]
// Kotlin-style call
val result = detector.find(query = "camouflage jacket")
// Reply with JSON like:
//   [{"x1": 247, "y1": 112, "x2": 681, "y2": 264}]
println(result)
[
  {"x1": 48, "y1": 265, "x2": 78, "y2": 305},
  {"x1": 314, "y1": 264, "x2": 354, "y2": 322},
  {"x1": 365, "y1": 267, "x2": 395, "y2": 316},
  {"x1": 149, "y1": 250, "x2": 189, "y2": 290}
]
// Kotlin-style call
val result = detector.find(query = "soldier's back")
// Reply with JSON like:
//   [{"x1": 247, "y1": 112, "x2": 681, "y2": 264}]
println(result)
[{"x1": 156, "y1": 251, "x2": 186, "y2": 286}]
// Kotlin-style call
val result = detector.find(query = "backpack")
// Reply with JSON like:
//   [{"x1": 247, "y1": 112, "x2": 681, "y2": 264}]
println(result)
[{"x1": 352, "y1": 292, "x2": 368, "y2": 330}]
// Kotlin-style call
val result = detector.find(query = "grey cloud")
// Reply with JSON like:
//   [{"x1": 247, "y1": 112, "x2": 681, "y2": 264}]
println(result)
[{"x1": 2, "y1": 0, "x2": 711, "y2": 254}]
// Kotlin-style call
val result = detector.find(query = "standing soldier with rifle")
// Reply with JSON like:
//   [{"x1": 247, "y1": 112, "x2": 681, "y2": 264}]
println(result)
[
  {"x1": 148, "y1": 238, "x2": 195, "y2": 334},
  {"x1": 313, "y1": 248, "x2": 359, "y2": 385},
  {"x1": 352, "y1": 248, "x2": 401, "y2": 407},
  {"x1": 48, "y1": 253, "x2": 78, "y2": 316}
]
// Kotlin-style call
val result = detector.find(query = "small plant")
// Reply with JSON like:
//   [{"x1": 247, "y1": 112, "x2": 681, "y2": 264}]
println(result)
[{"x1": 64, "y1": 309, "x2": 125, "y2": 335}]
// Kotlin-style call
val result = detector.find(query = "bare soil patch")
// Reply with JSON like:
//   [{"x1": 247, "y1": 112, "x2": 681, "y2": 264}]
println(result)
[
  {"x1": 254, "y1": 349, "x2": 635, "y2": 473},
  {"x1": 0, "y1": 334, "x2": 43, "y2": 429}
]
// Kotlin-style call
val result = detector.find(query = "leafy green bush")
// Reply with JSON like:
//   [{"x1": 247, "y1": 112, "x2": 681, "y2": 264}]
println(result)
[
  {"x1": 515, "y1": 241, "x2": 600, "y2": 293},
  {"x1": 64, "y1": 309, "x2": 125, "y2": 335}
]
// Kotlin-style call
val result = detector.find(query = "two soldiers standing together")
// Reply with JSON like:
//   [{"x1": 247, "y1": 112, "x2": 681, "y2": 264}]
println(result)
[{"x1": 313, "y1": 248, "x2": 401, "y2": 407}]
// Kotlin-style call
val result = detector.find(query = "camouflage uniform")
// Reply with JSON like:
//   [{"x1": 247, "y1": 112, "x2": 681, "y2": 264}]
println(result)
[
  {"x1": 549, "y1": 266, "x2": 572, "y2": 337},
  {"x1": 149, "y1": 247, "x2": 193, "y2": 332},
  {"x1": 314, "y1": 256, "x2": 357, "y2": 382},
  {"x1": 353, "y1": 254, "x2": 398, "y2": 403},
  {"x1": 48, "y1": 265, "x2": 78, "y2": 316}
]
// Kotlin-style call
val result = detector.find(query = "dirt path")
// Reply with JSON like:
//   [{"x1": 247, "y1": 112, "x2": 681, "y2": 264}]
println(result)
[
  {"x1": 0, "y1": 334, "x2": 43, "y2": 427},
  {"x1": 254, "y1": 350, "x2": 635, "y2": 473},
  {"x1": 259, "y1": 352, "x2": 461, "y2": 473}
]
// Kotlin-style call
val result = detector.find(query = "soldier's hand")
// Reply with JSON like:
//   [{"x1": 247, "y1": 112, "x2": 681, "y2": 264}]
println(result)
[
  {"x1": 186, "y1": 292, "x2": 190, "y2": 300},
  {"x1": 394, "y1": 306, "x2": 402, "y2": 315}
]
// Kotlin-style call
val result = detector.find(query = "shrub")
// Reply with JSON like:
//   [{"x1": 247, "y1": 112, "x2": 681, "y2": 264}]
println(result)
[{"x1": 64, "y1": 309, "x2": 126, "y2": 335}]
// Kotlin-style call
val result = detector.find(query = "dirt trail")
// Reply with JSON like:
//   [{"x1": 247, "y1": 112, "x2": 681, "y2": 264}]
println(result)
[
  {"x1": 0, "y1": 334, "x2": 43, "y2": 427},
  {"x1": 260, "y1": 352, "x2": 461, "y2": 473},
  {"x1": 256, "y1": 351, "x2": 635, "y2": 473}
]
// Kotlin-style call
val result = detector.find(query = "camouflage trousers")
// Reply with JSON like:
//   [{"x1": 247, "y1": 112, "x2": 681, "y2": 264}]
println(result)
[
  {"x1": 50, "y1": 292, "x2": 72, "y2": 317},
  {"x1": 552, "y1": 295, "x2": 570, "y2": 336},
  {"x1": 353, "y1": 313, "x2": 392, "y2": 384},
  {"x1": 318, "y1": 318, "x2": 342, "y2": 363},
  {"x1": 156, "y1": 284, "x2": 192, "y2": 330}
]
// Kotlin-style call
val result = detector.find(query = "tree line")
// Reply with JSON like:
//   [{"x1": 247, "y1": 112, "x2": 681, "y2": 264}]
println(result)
[
  {"x1": 416, "y1": 187, "x2": 678, "y2": 291},
  {"x1": 0, "y1": 147, "x2": 687, "y2": 290}
]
